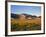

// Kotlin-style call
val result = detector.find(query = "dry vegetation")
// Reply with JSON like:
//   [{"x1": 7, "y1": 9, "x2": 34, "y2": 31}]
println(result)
[{"x1": 11, "y1": 18, "x2": 41, "y2": 31}]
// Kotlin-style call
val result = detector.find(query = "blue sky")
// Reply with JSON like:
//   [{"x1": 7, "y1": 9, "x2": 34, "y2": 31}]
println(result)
[{"x1": 11, "y1": 5, "x2": 41, "y2": 16}]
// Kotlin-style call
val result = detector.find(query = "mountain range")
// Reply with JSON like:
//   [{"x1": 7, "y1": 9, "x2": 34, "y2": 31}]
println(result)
[{"x1": 11, "y1": 13, "x2": 41, "y2": 19}]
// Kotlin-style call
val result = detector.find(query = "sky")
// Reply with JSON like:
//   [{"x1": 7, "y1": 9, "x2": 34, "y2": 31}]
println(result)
[{"x1": 11, "y1": 5, "x2": 41, "y2": 16}]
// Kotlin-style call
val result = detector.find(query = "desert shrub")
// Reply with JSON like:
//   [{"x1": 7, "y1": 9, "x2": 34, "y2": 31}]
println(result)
[
  {"x1": 22, "y1": 23, "x2": 31, "y2": 31},
  {"x1": 30, "y1": 23, "x2": 41, "y2": 30},
  {"x1": 11, "y1": 23, "x2": 20, "y2": 31},
  {"x1": 11, "y1": 22, "x2": 41, "y2": 31},
  {"x1": 22, "y1": 23, "x2": 41, "y2": 30}
]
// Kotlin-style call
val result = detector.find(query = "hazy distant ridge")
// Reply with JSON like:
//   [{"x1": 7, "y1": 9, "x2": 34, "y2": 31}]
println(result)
[{"x1": 11, "y1": 13, "x2": 41, "y2": 19}]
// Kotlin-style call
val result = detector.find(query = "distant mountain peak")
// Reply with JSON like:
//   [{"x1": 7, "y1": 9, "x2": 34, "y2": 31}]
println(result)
[{"x1": 11, "y1": 13, "x2": 41, "y2": 19}]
